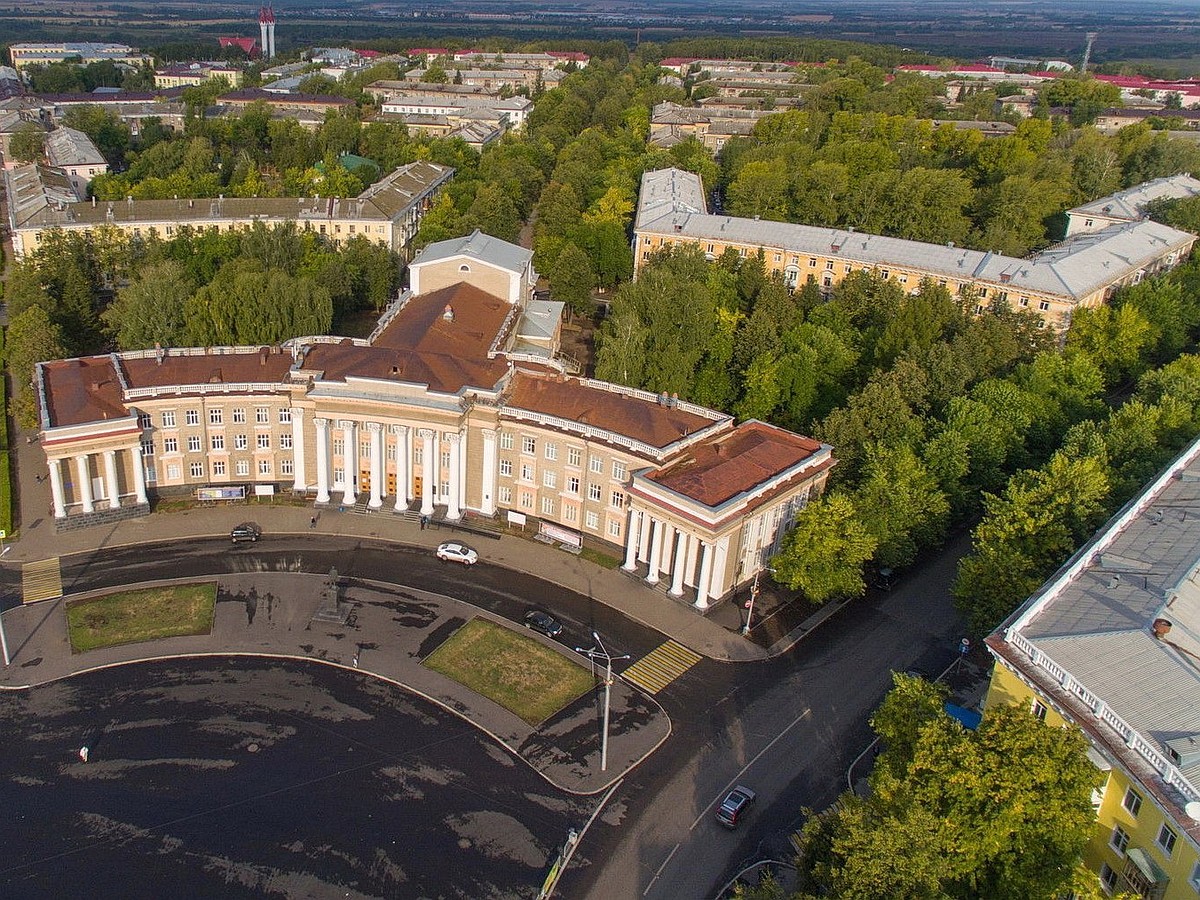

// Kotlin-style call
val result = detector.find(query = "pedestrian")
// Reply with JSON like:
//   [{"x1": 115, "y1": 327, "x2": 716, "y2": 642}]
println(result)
[
  {"x1": 420, "y1": 515, "x2": 426, "y2": 531},
  {"x1": 79, "y1": 746, "x2": 89, "y2": 763},
  {"x1": 310, "y1": 515, "x2": 317, "y2": 529},
  {"x1": 352, "y1": 652, "x2": 360, "y2": 668}
]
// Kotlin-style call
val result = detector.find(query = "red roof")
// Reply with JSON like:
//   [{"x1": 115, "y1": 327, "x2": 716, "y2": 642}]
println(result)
[
  {"x1": 219, "y1": 37, "x2": 258, "y2": 54},
  {"x1": 356, "y1": 49, "x2": 382, "y2": 58},
  {"x1": 660, "y1": 57, "x2": 698, "y2": 67},
  {"x1": 953, "y1": 64, "x2": 1005, "y2": 73}
]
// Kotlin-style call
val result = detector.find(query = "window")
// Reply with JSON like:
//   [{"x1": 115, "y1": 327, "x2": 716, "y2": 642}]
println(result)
[
  {"x1": 163, "y1": 437, "x2": 178, "y2": 453},
  {"x1": 1099, "y1": 863, "x2": 1118, "y2": 893},
  {"x1": 1039, "y1": 300, "x2": 1050, "y2": 312},
  {"x1": 588, "y1": 483, "x2": 602, "y2": 501},
  {"x1": 333, "y1": 438, "x2": 344, "y2": 456},
  {"x1": 825, "y1": 260, "x2": 834, "y2": 270},
  {"x1": 167, "y1": 464, "x2": 181, "y2": 480},
  {"x1": 567, "y1": 475, "x2": 580, "y2": 494},
  {"x1": 1156, "y1": 823, "x2": 1177, "y2": 856},
  {"x1": 162, "y1": 411, "x2": 176, "y2": 428},
  {"x1": 141, "y1": 440, "x2": 154, "y2": 456},
  {"x1": 280, "y1": 459, "x2": 293, "y2": 475},
  {"x1": 589, "y1": 455, "x2": 603, "y2": 475},
  {"x1": 279, "y1": 408, "x2": 292, "y2": 424},
  {"x1": 138, "y1": 413, "x2": 152, "y2": 429},
  {"x1": 500, "y1": 432, "x2": 514, "y2": 450},
  {"x1": 280, "y1": 433, "x2": 293, "y2": 450},
  {"x1": 188, "y1": 435, "x2": 201, "y2": 452},
  {"x1": 517, "y1": 462, "x2": 534, "y2": 482},
  {"x1": 585, "y1": 510, "x2": 599, "y2": 530},
  {"x1": 1085, "y1": 218, "x2": 1094, "y2": 228},
  {"x1": 235, "y1": 434, "x2": 248, "y2": 451},
  {"x1": 1189, "y1": 860, "x2": 1200, "y2": 890},
  {"x1": 236, "y1": 460, "x2": 250, "y2": 477},
  {"x1": 975, "y1": 304, "x2": 984, "y2": 315},
  {"x1": 567, "y1": 447, "x2": 582, "y2": 467},
  {"x1": 608, "y1": 519, "x2": 622, "y2": 538},
  {"x1": 808, "y1": 258, "x2": 817, "y2": 267},
  {"x1": 1031, "y1": 700, "x2": 1047, "y2": 721},
  {"x1": 498, "y1": 486, "x2": 512, "y2": 505},
  {"x1": 232, "y1": 408, "x2": 246, "y2": 424},
  {"x1": 774, "y1": 253, "x2": 781, "y2": 263},
  {"x1": 563, "y1": 503, "x2": 577, "y2": 522},
  {"x1": 611, "y1": 490, "x2": 626, "y2": 509},
  {"x1": 413, "y1": 445, "x2": 422, "y2": 465},
  {"x1": 500, "y1": 459, "x2": 513, "y2": 477},
  {"x1": 1122, "y1": 788, "x2": 1143, "y2": 817},
  {"x1": 209, "y1": 408, "x2": 223, "y2": 425},
  {"x1": 541, "y1": 497, "x2": 555, "y2": 515},
  {"x1": 258, "y1": 460, "x2": 272, "y2": 476},
  {"x1": 1109, "y1": 825, "x2": 1129, "y2": 857},
  {"x1": 189, "y1": 462, "x2": 204, "y2": 478},
  {"x1": 520, "y1": 491, "x2": 534, "y2": 510},
  {"x1": 543, "y1": 470, "x2": 557, "y2": 489},
  {"x1": 612, "y1": 461, "x2": 627, "y2": 480},
  {"x1": 522, "y1": 436, "x2": 536, "y2": 455},
  {"x1": 256, "y1": 407, "x2": 269, "y2": 424},
  {"x1": 213, "y1": 460, "x2": 226, "y2": 476},
  {"x1": 186, "y1": 409, "x2": 199, "y2": 426},
  {"x1": 257, "y1": 434, "x2": 271, "y2": 450},
  {"x1": 544, "y1": 442, "x2": 558, "y2": 461},
  {"x1": 880, "y1": 269, "x2": 890, "y2": 279},
  {"x1": 1019, "y1": 297, "x2": 1029, "y2": 307}
]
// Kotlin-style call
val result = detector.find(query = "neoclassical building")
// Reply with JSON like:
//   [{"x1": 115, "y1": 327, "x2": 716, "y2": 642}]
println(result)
[{"x1": 35, "y1": 232, "x2": 833, "y2": 609}]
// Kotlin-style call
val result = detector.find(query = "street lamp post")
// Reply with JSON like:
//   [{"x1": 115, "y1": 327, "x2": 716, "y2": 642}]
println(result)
[
  {"x1": 574, "y1": 631, "x2": 629, "y2": 772},
  {"x1": 742, "y1": 570, "x2": 762, "y2": 637}
]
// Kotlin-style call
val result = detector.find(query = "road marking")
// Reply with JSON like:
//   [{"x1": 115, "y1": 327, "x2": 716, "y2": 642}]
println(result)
[
  {"x1": 620, "y1": 640, "x2": 701, "y2": 694},
  {"x1": 642, "y1": 841, "x2": 681, "y2": 897},
  {"x1": 690, "y1": 707, "x2": 812, "y2": 831},
  {"x1": 22, "y1": 557, "x2": 63, "y2": 604}
]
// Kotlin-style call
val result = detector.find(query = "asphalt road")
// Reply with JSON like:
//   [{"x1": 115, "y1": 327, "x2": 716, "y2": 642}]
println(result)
[
  {"x1": 0, "y1": 656, "x2": 593, "y2": 899},
  {"x1": 0, "y1": 532, "x2": 970, "y2": 898}
]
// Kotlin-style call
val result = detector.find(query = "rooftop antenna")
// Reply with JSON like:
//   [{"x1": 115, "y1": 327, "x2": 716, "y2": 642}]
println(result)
[{"x1": 1082, "y1": 32, "x2": 1098, "y2": 73}]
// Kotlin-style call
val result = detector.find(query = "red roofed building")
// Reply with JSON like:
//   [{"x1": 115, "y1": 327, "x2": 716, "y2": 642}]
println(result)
[
  {"x1": 219, "y1": 36, "x2": 258, "y2": 56},
  {"x1": 408, "y1": 48, "x2": 450, "y2": 64},
  {"x1": 34, "y1": 231, "x2": 832, "y2": 609}
]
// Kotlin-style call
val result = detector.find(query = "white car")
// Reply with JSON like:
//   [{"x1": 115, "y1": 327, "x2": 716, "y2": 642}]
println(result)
[{"x1": 436, "y1": 541, "x2": 478, "y2": 565}]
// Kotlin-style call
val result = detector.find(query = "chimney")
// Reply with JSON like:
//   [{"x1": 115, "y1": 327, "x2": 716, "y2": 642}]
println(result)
[
  {"x1": 154, "y1": 341, "x2": 164, "y2": 365},
  {"x1": 1152, "y1": 618, "x2": 1173, "y2": 639},
  {"x1": 443, "y1": 304, "x2": 454, "y2": 321},
  {"x1": 260, "y1": 349, "x2": 269, "y2": 365}
]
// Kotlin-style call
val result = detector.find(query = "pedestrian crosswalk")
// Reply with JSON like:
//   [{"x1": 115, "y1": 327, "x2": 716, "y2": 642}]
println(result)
[
  {"x1": 620, "y1": 640, "x2": 701, "y2": 694},
  {"x1": 22, "y1": 557, "x2": 63, "y2": 604}
]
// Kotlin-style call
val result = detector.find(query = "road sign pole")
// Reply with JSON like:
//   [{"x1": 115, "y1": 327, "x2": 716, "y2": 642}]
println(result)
[{"x1": 0, "y1": 607, "x2": 9, "y2": 667}]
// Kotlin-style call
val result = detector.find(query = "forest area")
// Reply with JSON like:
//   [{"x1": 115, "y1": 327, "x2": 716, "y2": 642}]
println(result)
[{"x1": 8, "y1": 40, "x2": 1200, "y2": 644}]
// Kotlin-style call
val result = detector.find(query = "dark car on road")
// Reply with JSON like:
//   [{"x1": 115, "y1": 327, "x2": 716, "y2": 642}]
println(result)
[
  {"x1": 230, "y1": 522, "x2": 261, "y2": 543},
  {"x1": 523, "y1": 610, "x2": 563, "y2": 639},
  {"x1": 716, "y1": 786, "x2": 756, "y2": 829}
]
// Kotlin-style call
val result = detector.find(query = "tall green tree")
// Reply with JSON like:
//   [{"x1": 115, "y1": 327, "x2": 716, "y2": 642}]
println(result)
[{"x1": 772, "y1": 493, "x2": 877, "y2": 603}]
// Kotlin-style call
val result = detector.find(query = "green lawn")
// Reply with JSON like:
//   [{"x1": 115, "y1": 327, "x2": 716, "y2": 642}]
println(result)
[
  {"x1": 423, "y1": 617, "x2": 594, "y2": 725},
  {"x1": 66, "y1": 583, "x2": 217, "y2": 653}
]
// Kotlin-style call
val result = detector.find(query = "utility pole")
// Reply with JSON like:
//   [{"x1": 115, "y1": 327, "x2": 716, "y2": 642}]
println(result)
[{"x1": 575, "y1": 631, "x2": 629, "y2": 772}]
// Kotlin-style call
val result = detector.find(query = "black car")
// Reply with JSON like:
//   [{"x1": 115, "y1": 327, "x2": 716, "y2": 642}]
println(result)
[
  {"x1": 230, "y1": 522, "x2": 262, "y2": 543},
  {"x1": 716, "y1": 786, "x2": 756, "y2": 829},
  {"x1": 523, "y1": 610, "x2": 563, "y2": 638}
]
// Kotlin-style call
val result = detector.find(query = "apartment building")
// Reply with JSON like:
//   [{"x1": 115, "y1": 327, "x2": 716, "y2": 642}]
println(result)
[
  {"x1": 154, "y1": 63, "x2": 245, "y2": 89},
  {"x1": 42, "y1": 126, "x2": 108, "y2": 195},
  {"x1": 634, "y1": 168, "x2": 1197, "y2": 329},
  {"x1": 1065, "y1": 175, "x2": 1200, "y2": 237},
  {"x1": 35, "y1": 232, "x2": 833, "y2": 609},
  {"x1": 4, "y1": 160, "x2": 452, "y2": 260},
  {"x1": 985, "y1": 435, "x2": 1200, "y2": 899},
  {"x1": 8, "y1": 42, "x2": 152, "y2": 71}
]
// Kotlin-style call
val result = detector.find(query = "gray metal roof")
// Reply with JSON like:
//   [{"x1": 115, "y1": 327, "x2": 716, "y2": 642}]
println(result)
[
  {"x1": 1005, "y1": 436, "x2": 1200, "y2": 795},
  {"x1": 44, "y1": 126, "x2": 105, "y2": 168},
  {"x1": 516, "y1": 299, "x2": 563, "y2": 342},
  {"x1": 412, "y1": 229, "x2": 533, "y2": 275},
  {"x1": 1070, "y1": 174, "x2": 1200, "y2": 222},
  {"x1": 636, "y1": 168, "x2": 1197, "y2": 302}
]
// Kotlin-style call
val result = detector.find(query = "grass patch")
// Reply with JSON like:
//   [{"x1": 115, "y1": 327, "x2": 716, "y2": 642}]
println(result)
[
  {"x1": 66, "y1": 583, "x2": 217, "y2": 653},
  {"x1": 579, "y1": 545, "x2": 621, "y2": 569},
  {"x1": 423, "y1": 618, "x2": 593, "y2": 725}
]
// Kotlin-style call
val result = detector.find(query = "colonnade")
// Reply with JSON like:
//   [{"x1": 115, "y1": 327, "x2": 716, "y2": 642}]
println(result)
[
  {"x1": 621, "y1": 507, "x2": 727, "y2": 609},
  {"x1": 48, "y1": 444, "x2": 148, "y2": 519}
]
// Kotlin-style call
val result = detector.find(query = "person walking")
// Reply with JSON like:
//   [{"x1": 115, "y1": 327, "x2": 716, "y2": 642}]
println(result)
[{"x1": 310, "y1": 515, "x2": 317, "y2": 529}]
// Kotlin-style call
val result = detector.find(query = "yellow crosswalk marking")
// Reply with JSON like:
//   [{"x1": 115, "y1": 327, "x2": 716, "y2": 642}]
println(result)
[
  {"x1": 22, "y1": 557, "x2": 63, "y2": 604},
  {"x1": 620, "y1": 640, "x2": 702, "y2": 694}
]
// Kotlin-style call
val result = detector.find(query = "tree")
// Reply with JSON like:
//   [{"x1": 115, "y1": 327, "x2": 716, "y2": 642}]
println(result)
[
  {"x1": 184, "y1": 260, "x2": 333, "y2": 345},
  {"x1": 466, "y1": 182, "x2": 521, "y2": 243},
  {"x1": 7, "y1": 306, "x2": 66, "y2": 428},
  {"x1": 854, "y1": 443, "x2": 950, "y2": 570},
  {"x1": 103, "y1": 260, "x2": 195, "y2": 349},
  {"x1": 8, "y1": 124, "x2": 46, "y2": 163},
  {"x1": 772, "y1": 493, "x2": 877, "y2": 603},
  {"x1": 548, "y1": 242, "x2": 595, "y2": 314}
]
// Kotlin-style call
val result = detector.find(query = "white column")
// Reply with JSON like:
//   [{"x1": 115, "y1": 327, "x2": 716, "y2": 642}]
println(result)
[
  {"x1": 645, "y1": 517, "x2": 663, "y2": 585},
  {"x1": 340, "y1": 420, "x2": 357, "y2": 505},
  {"x1": 695, "y1": 541, "x2": 714, "y2": 610},
  {"x1": 622, "y1": 509, "x2": 642, "y2": 571},
  {"x1": 393, "y1": 425, "x2": 409, "y2": 511},
  {"x1": 669, "y1": 530, "x2": 689, "y2": 597},
  {"x1": 481, "y1": 428, "x2": 497, "y2": 515},
  {"x1": 419, "y1": 428, "x2": 435, "y2": 516},
  {"x1": 130, "y1": 444, "x2": 148, "y2": 505},
  {"x1": 445, "y1": 433, "x2": 461, "y2": 519},
  {"x1": 75, "y1": 454, "x2": 94, "y2": 514},
  {"x1": 314, "y1": 417, "x2": 330, "y2": 503},
  {"x1": 710, "y1": 536, "x2": 730, "y2": 600},
  {"x1": 290, "y1": 407, "x2": 306, "y2": 491},
  {"x1": 49, "y1": 458, "x2": 67, "y2": 519},
  {"x1": 367, "y1": 422, "x2": 383, "y2": 508},
  {"x1": 103, "y1": 449, "x2": 120, "y2": 509}
]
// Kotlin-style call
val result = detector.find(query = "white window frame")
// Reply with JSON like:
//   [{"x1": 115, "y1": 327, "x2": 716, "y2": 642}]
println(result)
[{"x1": 1109, "y1": 825, "x2": 1129, "y2": 857}]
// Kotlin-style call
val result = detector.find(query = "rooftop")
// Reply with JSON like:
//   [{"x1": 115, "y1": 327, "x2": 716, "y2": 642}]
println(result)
[
  {"x1": 44, "y1": 126, "x2": 106, "y2": 168},
  {"x1": 413, "y1": 229, "x2": 533, "y2": 276},
  {"x1": 1069, "y1": 174, "x2": 1200, "y2": 222}
]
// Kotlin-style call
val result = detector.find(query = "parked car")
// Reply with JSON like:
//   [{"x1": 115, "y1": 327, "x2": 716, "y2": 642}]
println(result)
[
  {"x1": 523, "y1": 610, "x2": 563, "y2": 638},
  {"x1": 436, "y1": 541, "x2": 478, "y2": 565},
  {"x1": 716, "y1": 786, "x2": 756, "y2": 829},
  {"x1": 231, "y1": 522, "x2": 262, "y2": 543}
]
